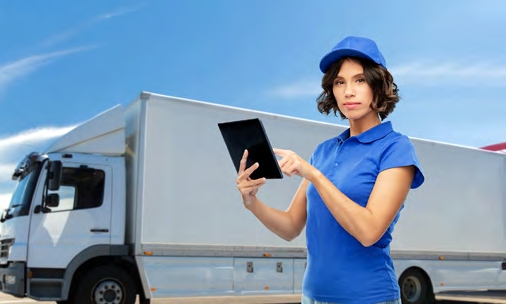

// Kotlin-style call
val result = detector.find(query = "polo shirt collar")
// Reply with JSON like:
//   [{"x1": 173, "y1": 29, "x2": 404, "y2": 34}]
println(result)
[{"x1": 337, "y1": 121, "x2": 394, "y2": 144}]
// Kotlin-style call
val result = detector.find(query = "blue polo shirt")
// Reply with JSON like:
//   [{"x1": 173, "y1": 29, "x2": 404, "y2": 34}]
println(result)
[{"x1": 303, "y1": 121, "x2": 424, "y2": 303}]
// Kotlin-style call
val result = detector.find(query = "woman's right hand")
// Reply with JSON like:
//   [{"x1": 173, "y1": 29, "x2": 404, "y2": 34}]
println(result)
[{"x1": 236, "y1": 149, "x2": 267, "y2": 208}]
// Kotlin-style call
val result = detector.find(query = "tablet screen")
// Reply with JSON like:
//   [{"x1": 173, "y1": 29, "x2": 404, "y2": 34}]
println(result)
[{"x1": 218, "y1": 118, "x2": 283, "y2": 179}]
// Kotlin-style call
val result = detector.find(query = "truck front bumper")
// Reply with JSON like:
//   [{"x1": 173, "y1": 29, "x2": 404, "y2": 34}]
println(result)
[{"x1": 0, "y1": 262, "x2": 25, "y2": 297}]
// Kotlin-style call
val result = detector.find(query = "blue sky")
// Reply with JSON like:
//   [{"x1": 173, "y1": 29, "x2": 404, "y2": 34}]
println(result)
[{"x1": 1, "y1": 0, "x2": 506, "y2": 206}]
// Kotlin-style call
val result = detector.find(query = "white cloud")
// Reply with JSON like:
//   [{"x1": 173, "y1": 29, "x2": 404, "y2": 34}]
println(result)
[
  {"x1": 268, "y1": 81, "x2": 321, "y2": 98},
  {"x1": 0, "y1": 164, "x2": 16, "y2": 179},
  {"x1": 0, "y1": 126, "x2": 76, "y2": 155},
  {"x1": 390, "y1": 62, "x2": 506, "y2": 86},
  {"x1": 0, "y1": 5, "x2": 137, "y2": 95},
  {"x1": 0, "y1": 46, "x2": 96, "y2": 94},
  {"x1": 0, "y1": 126, "x2": 75, "y2": 201},
  {"x1": 97, "y1": 5, "x2": 142, "y2": 20},
  {"x1": 0, "y1": 193, "x2": 12, "y2": 211},
  {"x1": 39, "y1": 5, "x2": 141, "y2": 48}
]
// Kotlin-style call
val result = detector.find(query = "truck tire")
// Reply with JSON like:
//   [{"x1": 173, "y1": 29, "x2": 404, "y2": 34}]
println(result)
[
  {"x1": 398, "y1": 268, "x2": 435, "y2": 304},
  {"x1": 70, "y1": 265, "x2": 137, "y2": 304}
]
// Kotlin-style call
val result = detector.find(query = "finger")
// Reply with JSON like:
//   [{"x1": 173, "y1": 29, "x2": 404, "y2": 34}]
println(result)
[
  {"x1": 285, "y1": 162, "x2": 300, "y2": 177},
  {"x1": 273, "y1": 148, "x2": 285, "y2": 156},
  {"x1": 237, "y1": 153, "x2": 256, "y2": 183},
  {"x1": 278, "y1": 157, "x2": 290, "y2": 169},
  {"x1": 280, "y1": 158, "x2": 293, "y2": 171},
  {"x1": 238, "y1": 179, "x2": 266, "y2": 194},
  {"x1": 237, "y1": 163, "x2": 260, "y2": 184},
  {"x1": 238, "y1": 149, "x2": 248, "y2": 175},
  {"x1": 238, "y1": 177, "x2": 266, "y2": 190},
  {"x1": 240, "y1": 183, "x2": 263, "y2": 192},
  {"x1": 282, "y1": 159, "x2": 297, "y2": 177},
  {"x1": 242, "y1": 161, "x2": 259, "y2": 178}
]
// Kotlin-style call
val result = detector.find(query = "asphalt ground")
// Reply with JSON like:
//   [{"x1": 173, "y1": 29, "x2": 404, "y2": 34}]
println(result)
[{"x1": 2, "y1": 290, "x2": 506, "y2": 303}]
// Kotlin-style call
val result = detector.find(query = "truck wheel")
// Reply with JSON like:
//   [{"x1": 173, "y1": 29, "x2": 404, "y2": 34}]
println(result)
[
  {"x1": 398, "y1": 268, "x2": 434, "y2": 304},
  {"x1": 71, "y1": 265, "x2": 137, "y2": 304}
]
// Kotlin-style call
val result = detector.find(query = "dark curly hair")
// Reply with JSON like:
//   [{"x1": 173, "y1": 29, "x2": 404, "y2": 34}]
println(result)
[{"x1": 316, "y1": 56, "x2": 399, "y2": 121}]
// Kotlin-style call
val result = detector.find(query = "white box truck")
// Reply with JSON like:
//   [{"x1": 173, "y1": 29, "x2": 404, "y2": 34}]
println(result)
[{"x1": 0, "y1": 91, "x2": 504, "y2": 304}]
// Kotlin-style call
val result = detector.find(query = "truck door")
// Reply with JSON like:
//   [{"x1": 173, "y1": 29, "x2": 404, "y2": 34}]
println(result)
[{"x1": 27, "y1": 163, "x2": 112, "y2": 269}]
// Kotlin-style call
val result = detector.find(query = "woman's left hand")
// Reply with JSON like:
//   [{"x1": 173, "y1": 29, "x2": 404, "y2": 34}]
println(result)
[{"x1": 273, "y1": 148, "x2": 319, "y2": 180}]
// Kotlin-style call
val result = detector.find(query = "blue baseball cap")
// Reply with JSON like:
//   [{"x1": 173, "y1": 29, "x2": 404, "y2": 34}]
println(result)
[{"x1": 319, "y1": 36, "x2": 387, "y2": 73}]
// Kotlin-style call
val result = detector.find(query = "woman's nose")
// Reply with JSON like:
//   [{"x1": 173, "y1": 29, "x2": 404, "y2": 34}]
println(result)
[{"x1": 344, "y1": 85, "x2": 355, "y2": 97}]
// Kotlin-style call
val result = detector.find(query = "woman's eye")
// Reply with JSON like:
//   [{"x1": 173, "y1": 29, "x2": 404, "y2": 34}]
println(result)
[{"x1": 356, "y1": 78, "x2": 365, "y2": 83}]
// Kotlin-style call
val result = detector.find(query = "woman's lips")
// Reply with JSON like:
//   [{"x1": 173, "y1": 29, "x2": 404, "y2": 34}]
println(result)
[{"x1": 344, "y1": 102, "x2": 360, "y2": 109}]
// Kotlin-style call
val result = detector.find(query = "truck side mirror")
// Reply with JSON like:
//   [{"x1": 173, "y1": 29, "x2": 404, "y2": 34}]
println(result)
[
  {"x1": 45, "y1": 194, "x2": 60, "y2": 208},
  {"x1": 48, "y1": 161, "x2": 62, "y2": 191}
]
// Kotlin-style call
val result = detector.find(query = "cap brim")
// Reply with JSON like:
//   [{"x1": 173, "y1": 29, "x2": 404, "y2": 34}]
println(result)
[{"x1": 319, "y1": 49, "x2": 378, "y2": 73}]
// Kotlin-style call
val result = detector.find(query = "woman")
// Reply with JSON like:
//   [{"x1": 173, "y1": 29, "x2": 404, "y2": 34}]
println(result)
[{"x1": 236, "y1": 36, "x2": 425, "y2": 304}]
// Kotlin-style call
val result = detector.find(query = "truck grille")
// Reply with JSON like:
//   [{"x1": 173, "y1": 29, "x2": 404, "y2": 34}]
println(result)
[{"x1": 0, "y1": 239, "x2": 14, "y2": 258}]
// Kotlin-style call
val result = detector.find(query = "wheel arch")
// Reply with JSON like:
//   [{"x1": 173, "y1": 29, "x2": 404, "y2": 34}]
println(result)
[
  {"x1": 61, "y1": 245, "x2": 143, "y2": 300},
  {"x1": 399, "y1": 266, "x2": 433, "y2": 286}
]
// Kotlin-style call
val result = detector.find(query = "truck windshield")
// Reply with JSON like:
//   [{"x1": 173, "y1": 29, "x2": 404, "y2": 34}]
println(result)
[{"x1": 6, "y1": 162, "x2": 42, "y2": 218}]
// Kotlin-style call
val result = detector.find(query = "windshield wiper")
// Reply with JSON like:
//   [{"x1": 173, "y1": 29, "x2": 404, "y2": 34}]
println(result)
[
  {"x1": 0, "y1": 209, "x2": 8, "y2": 223},
  {"x1": 0, "y1": 205, "x2": 22, "y2": 223}
]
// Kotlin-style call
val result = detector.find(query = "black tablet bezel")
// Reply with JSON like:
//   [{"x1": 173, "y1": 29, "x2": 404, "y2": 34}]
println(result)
[{"x1": 218, "y1": 118, "x2": 283, "y2": 179}]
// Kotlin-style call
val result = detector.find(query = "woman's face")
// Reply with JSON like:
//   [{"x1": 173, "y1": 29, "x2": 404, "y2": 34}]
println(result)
[{"x1": 332, "y1": 59, "x2": 376, "y2": 122}]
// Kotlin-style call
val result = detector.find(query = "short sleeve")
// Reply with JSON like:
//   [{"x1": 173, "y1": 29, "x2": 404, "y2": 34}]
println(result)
[{"x1": 379, "y1": 136, "x2": 425, "y2": 189}]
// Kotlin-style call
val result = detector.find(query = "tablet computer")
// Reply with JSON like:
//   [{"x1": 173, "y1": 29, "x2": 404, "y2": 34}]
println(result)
[{"x1": 218, "y1": 118, "x2": 283, "y2": 179}]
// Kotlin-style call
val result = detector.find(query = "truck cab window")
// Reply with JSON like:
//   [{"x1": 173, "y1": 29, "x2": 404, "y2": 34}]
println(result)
[
  {"x1": 6, "y1": 163, "x2": 42, "y2": 218},
  {"x1": 48, "y1": 167, "x2": 105, "y2": 212}
]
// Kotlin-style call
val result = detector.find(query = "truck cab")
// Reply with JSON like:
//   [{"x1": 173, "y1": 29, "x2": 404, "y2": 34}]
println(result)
[{"x1": 0, "y1": 106, "x2": 143, "y2": 303}]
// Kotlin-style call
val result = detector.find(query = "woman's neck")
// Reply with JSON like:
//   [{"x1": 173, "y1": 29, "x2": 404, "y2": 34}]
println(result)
[{"x1": 348, "y1": 113, "x2": 381, "y2": 137}]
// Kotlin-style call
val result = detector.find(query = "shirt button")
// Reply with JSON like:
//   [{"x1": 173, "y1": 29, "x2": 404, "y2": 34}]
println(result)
[{"x1": 334, "y1": 163, "x2": 338, "y2": 166}]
